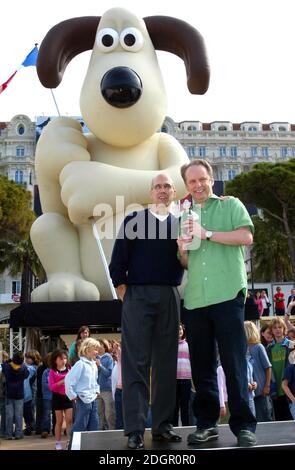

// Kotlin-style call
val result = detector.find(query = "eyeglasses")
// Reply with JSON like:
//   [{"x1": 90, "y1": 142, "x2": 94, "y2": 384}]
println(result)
[{"x1": 152, "y1": 183, "x2": 173, "y2": 191}]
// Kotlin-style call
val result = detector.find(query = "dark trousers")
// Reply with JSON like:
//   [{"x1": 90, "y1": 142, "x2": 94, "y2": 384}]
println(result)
[
  {"x1": 121, "y1": 285, "x2": 180, "y2": 435},
  {"x1": 272, "y1": 395, "x2": 293, "y2": 421},
  {"x1": 173, "y1": 379, "x2": 192, "y2": 426},
  {"x1": 183, "y1": 291, "x2": 257, "y2": 436},
  {"x1": 23, "y1": 400, "x2": 34, "y2": 432},
  {"x1": 275, "y1": 308, "x2": 285, "y2": 316},
  {"x1": 35, "y1": 397, "x2": 43, "y2": 434},
  {"x1": 114, "y1": 389, "x2": 124, "y2": 430}
]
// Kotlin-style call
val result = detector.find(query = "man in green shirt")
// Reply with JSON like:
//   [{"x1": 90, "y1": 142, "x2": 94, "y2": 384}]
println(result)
[{"x1": 178, "y1": 159, "x2": 257, "y2": 447}]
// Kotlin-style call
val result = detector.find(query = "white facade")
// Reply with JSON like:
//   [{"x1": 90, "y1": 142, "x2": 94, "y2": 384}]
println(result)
[
  {"x1": 162, "y1": 117, "x2": 295, "y2": 182},
  {"x1": 0, "y1": 115, "x2": 36, "y2": 322}
]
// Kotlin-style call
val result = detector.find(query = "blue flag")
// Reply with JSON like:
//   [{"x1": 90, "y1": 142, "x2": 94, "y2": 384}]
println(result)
[{"x1": 21, "y1": 45, "x2": 38, "y2": 67}]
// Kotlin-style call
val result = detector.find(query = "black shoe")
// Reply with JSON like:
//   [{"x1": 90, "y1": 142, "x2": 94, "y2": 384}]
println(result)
[
  {"x1": 237, "y1": 430, "x2": 257, "y2": 447},
  {"x1": 24, "y1": 429, "x2": 32, "y2": 436},
  {"x1": 127, "y1": 432, "x2": 144, "y2": 450},
  {"x1": 152, "y1": 429, "x2": 182, "y2": 442},
  {"x1": 187, "y1": 427, "x2": 219, "y2": 445}
]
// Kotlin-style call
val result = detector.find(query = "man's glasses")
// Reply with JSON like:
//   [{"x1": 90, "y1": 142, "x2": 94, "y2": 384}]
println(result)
[{"x1": 152, "y1": 183, "x2": 173, "y2": 191}]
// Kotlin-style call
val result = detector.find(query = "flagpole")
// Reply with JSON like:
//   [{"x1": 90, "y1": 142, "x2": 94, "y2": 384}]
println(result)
[
  {"x1": 50, "y1": 89, "x2": 61, "y2": 116},
  {"x1": 90, "y1": 217, "x2": 118, "y2": 300}
]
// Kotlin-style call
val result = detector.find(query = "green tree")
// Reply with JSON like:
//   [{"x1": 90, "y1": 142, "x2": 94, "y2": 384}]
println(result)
[
  {"x1": 0, "y1": 238, "x2": 45, "y2": 303},
  {"x1": 226, "y1": 159, "x2": 295, "y2": 281},
  {"x1": 0, "y1": 175, "x2": 35, "y2": 242}
]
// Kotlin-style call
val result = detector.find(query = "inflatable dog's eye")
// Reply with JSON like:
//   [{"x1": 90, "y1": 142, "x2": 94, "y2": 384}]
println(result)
[
  {"x1": 96, "y1": 28, "x2": 119, "y2": 52},
  {"x1": 120, "y1": 28, "x2": 143, "y2": 52}
]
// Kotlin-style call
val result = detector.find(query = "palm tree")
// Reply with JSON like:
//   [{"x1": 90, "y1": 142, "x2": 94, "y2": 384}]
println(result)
[{"x1": 0, "y1": 237, "x2": 45, "y2": 303}]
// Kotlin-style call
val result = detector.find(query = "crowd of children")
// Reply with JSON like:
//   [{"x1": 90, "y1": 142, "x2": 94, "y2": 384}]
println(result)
[{"x1": 1, "y1": 309, "x2": 295, "y2": 450}]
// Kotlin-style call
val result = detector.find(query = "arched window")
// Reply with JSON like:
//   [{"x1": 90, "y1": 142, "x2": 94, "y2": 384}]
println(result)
[
  {"x1": 218, "y1": 125, "x2": 227, "y2": 131},
  {"x1": 161, "y1": 126, "x2": 168, "y2": 133},
  {"x1": 15, "y1": 170, "x2": 23, "y2": 184},
  {"x1": 16, "y1": 146, "x2": 25, "y2": 157},
  {"x1": 187, "y1": 125, "x2": 197, "y2": 131},
  {"x1": 17, "y1": 124, "x2": 25, "y2": 135},
  {"x1": 278, "y1": 126, "x2": 286, "y2": 132},
  {"x1": 248, "y1": 126, "x2": 257, "y2": 132}
]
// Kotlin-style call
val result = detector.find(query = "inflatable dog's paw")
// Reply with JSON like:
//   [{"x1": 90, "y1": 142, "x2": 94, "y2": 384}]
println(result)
[{"x1": 31, "y1": 273, "x2": 100, "y2": 302}]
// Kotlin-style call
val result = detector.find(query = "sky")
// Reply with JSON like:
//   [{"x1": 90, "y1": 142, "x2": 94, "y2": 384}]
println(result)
[{"x1": 1, "y1": 0, "x2": 295, "y2": 124}]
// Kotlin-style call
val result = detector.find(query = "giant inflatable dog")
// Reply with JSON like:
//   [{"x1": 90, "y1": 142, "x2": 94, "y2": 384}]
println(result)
[{"x1": 30, "y1": 7, "x2": 209, "y2": 301}]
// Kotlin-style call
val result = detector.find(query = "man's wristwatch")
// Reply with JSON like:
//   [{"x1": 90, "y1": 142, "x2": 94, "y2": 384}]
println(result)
[{"x1": 205, "y1": 230, "x2": 213, "y2": 241}]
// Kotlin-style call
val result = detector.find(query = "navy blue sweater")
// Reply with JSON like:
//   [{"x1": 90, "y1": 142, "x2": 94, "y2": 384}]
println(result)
[
  {"x1": 2, "y1": 362, "x2": 29, "y2": 400},
  {"x1": 109, "y1": 209, "x2": 183, "y2": 287}
]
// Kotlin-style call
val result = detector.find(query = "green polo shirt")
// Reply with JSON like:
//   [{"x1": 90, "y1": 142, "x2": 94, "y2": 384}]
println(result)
[{"x1": 184, "y1": 195, "x2": 254, "y2": 310}]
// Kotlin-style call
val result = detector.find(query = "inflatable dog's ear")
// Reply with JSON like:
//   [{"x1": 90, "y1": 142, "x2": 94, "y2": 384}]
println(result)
[
  {"x1": 37, "y1": 14, "x2": 209, "y2": 94},
  {"x1": 144, "y1": 16, "x2": 209, "y2": 94},
  {"x1": 37, "y1": 17, "x2": 101, "y2": 88}
]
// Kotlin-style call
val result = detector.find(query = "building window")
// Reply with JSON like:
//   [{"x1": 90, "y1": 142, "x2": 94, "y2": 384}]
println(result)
[
  {"x1": 12, "y1": 280, "x2": 21, "y2": 295},
  {"x1": 278, "y1": 126, "x2": 286, "y2": 132},
  {"x1": 292, "y1": 147, "x2": 295, "y2": 157},
  {"x1": 248, "y1": 126, "x2": 257, "y2": 131},
  {"x1": 219, "y1": 147, "x2": 226, "y2": 157},
  {"x1": 218, "y1": 125, "x2": 227, "y2": 131},
  {"x1": 281, "y1": 147, "x2": 288, "y2": 158},
  {"x1": 16, "y1": 146, "x2": 25, "y2": 157},
  {"x1": 250, "y1": 147, "x2": 258, "y2": 157},
  {"x1": 262, "y1": 147, "x2": 269, "y2": 157},
  {"x1": 15, "y1": 170, "x2": 23, "y2": 184},
  {"x1": 187, "y1": 125, "x2": 197, "y2": 131},
  {"x1": 230, "y1": 146, "x2": 237, "y2": 157},
  {"x1": 17, "y1": 125, "x2": 25, "y2": 135},
  {"x1": 161, "y1": 126, "x2": 168, "y2": 133},
  {"x1": 199, "y1": 146, "x2": 206, "y2": 157},
  {"x1": 187, "y1": 146, "x2": 196, "y2": 158},
  {"x1": 228, "y1": 169, "x2": 237, "y2": 180},
  {"x1": 29, "y1": 172, "x2": 32, "y2": 185}
]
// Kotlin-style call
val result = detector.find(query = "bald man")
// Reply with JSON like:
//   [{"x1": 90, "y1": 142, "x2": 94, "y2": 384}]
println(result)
[{"x1": 109, "y1": 173, "x2": 183, "y2": 449}]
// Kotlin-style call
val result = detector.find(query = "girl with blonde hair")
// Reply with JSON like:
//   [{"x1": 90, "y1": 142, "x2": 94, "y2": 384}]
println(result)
[
  {"x1": 244, "y1": 321, "x2": 273, "y2": 421},
  {"x1": 65, "y1": 338, "x2": 101, "y2": 434}
]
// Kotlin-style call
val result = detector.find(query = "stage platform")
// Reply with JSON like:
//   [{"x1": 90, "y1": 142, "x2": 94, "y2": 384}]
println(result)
[
  {"x1": 9, "y1": 300, "x2": 122, "y2": 331},
  {"x1": 71, "y1": 421, "x2": 295, "y2": 452},
  {"x1": 9, "y1": 298, "x2": 260, "y2": 332}
]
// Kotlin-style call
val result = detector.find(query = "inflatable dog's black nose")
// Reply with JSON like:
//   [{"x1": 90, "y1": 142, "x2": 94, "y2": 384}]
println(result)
[{"x1": 101, "y1": 67, "x2": 142, "y2": 108}]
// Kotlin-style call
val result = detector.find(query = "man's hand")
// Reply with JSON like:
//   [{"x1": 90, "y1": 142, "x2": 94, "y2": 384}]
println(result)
[
  {"x1": 182, "y1": 218, "x2": 206, "y2": 240},
  {"x1": 116, "y1": 284, "x2": 127, "y2": 302}
]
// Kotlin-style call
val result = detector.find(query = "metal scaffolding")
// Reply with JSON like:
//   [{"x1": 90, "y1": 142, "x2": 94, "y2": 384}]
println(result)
[{"x1": 9, "y1": 327, "x2": 24, "y2": 357}]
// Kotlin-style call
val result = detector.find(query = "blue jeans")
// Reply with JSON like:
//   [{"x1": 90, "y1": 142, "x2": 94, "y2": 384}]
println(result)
[
  {"x1": 42, "y1": 399, "x2": 52, "y2": 432},
  {"x1": 71, "y1": 399, "x2": 99, "y2": 433},
  {"x1": 183, "y1": 291, "x2": 257, "y2": 436},
  {"x1": 0, "y1": 397, "x2": 5, "y2": 436},
  {"x1": 289, "y1": 402, "x2": 295, "y2": 420},
  {"x1": 6, "y1": 398, "x2": 24, "y2": 438},
  {"x1": 254, "y1": 395, "x2": 274, "y2": 422}
]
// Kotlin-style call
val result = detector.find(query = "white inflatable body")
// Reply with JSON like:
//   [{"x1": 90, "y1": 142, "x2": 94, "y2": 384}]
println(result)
[{"x1": 30, "y1": 8, "x2": 209, "y2": 301}]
